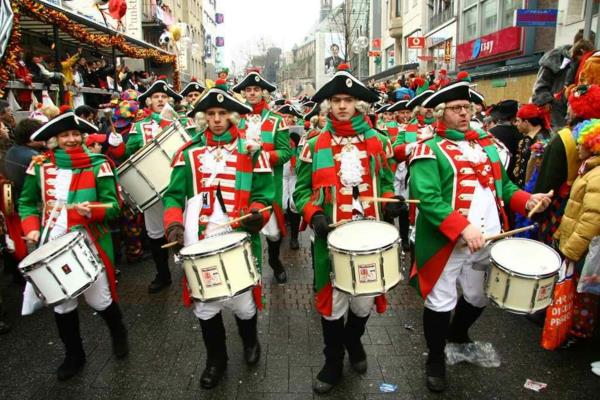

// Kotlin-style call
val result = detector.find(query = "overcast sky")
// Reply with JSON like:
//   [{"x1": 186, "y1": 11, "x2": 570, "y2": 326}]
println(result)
[{"x1": 219, "y1": 0, "x2": 322, "y2": 71}]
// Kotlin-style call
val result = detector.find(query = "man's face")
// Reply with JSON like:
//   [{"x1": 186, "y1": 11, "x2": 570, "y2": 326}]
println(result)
[
  {"x1": 421, "y1": 107, "x2": 434, "y2": 119},
  {"x1": 150, "y1": 92, "x2": 169, "y2": 113},
  {"x1": 206, "y1": 107, "x2": 230, "y2": 135},
  {"x1": 88, "y1": 142, "x2": 103, "y2": 154},
  {"x1": 0, "y1": 106, "x2": 16, "y2": 128},
  {"x1": 398, "y1": 110, "x2": 411, "y2": 123},
  {"x1": 330, "y1": 94, "x2": 357, "y2": 121},
  {"x1": 318, "y1": 112, "x2": 327, "y2": 128},
  {"x1": 441, "y1": 100, "x2": 472, "y2": 132},
  {"x1": 515, "y1": 117, "x2": 530, "y2": 134},
  {"x1": 186, "y1": 91, "x2": 202, "y2": 106},
  {"x1": 284, "y1": 114, "x2": 295, "y2": 126},
  {"x1": 577, "y1": 144, "x2": 592, "y2": 160},
  {"x1": 243, "y1": 86, "x2": 263, "y2": 105},
  {"x1": 57, "y1": 130, "x2": 83, "y2": 150},
  {"x1": 474, "y1": 104, "x2": 483, "y2": 113},
  {"x1": 382, "y1": 111, "x2": 394, "y2": 122},
  {"x1": 331, "y1": 46, "x2": 339, "y2": 57}
]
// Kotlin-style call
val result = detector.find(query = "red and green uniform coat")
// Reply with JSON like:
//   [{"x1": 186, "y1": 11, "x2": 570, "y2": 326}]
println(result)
[
  {"x1": 408, "y1": 127, "x2": 531, "y2": 299},
  {"x1": 18, "y1": 150, "x2": 121, "y2": 300},
  {"x1": 162, "y1": 128, "x2": 275, "y2": 308},
  {"x1": 125, "y1": 112, "x2": 197, "y2": 157},
  {"x1": 392, "y1": 117, "x2": 435, "y2": 163},
  {"x1": 293, "y1": 127, "x2": 396, "y2": 316},
  {"x1": 238, "y1": 106, "x2": 291, "y2": 234}
]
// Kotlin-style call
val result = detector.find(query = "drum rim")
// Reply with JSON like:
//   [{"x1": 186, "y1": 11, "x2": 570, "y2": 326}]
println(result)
[
  {"x1": 487, "y1": 297, "x2": 549, "y2": 315},
  {"x1": 179, "y1": 232, "x2": 251, "y2": 259},
  {"x1": 327, "y1": 220, "x2": 400, "y2": 253},
  {"x1": 116, "y1": 123, "x2": 182, "y2": 173},
  {"x1": 19, "y1": 231, "x2": 85, "y2": 273},
  {"x1": 489, "y1": 237, "x2": 561, "y2": 278},
  {"x1": 188, "y1": 284, "x2": 256, "y2": 303},
  {"x1": 332, "y1": 279, "x2": 402, "y2": 297}
]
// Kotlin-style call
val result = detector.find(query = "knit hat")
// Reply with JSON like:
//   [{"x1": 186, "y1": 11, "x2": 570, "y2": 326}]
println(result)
[{"x1": 85, "y1": 134, "x2": 106, "y2": 147}]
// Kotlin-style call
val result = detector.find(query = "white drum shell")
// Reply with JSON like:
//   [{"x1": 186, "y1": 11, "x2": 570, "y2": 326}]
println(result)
[
  {"x1": 485, "y1": 238, "x2": 561, "y2": 314},
  {"x1": 19, "y1": 231, "x2": 104, "y2": 306},
  {"x1": 117, "y1": 121, "x2": 191, "y2": 212},
  {"x1": 328, "y1": 220, "x2": 402, "y2": 296},
  {"x1": 180, "y1": 233, "x2": 259, "y2": 302}
]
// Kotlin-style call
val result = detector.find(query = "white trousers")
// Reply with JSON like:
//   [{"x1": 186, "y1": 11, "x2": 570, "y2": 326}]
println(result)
[
  {"x1": 193, "y1": 290, "x2": 256, "y2": 320},
  {"x1": 424, "y1": 246, "x2": 490, "y2": 312},
  {"x1": 144, "y1": 201, "x2": 165, "y2": 239},
  {"x1": 324, "y1": 289, "x2": 375, "y2": 320}
]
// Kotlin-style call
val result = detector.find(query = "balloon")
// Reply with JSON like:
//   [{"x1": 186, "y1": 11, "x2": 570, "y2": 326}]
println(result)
[{"x1": 169, "y1": 25, "x2": 182, "y2": 42}]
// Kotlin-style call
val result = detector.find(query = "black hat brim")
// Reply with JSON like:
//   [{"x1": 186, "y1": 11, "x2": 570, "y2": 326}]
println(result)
[
  {"x1": 180, "y1": 82, "x2": 206, "y2": 97},
  {"x1": 139, "y1": 80, "x2": 184, "y2": 104},
  {"x1": 232, "y1": 72, "x2": 277, "y2": 93},
  {"x1": 422, "y1": 82, "x2": 471, "y2": 109},
  {"x1": 303, "y1": 103, "x2": 320, "y2": 121},
  {"x1": 312, "y1": 71, "x2": 380, "y2": 103},
  {"x1": 277, "y1": 105, "x2": 303, "y2": 119},
  {"x1": 30, "y1": 112, "x2": 98, "y2": 142},
  {"x1": 187, "y1": 88, "x2": 252, "y2": 117},
  {"x1": 470, "y1": 89, "x2": 485, "y2": 105},
  {"x1": 406, "y1": 90, "x2": 435, "y2": 109},
  {"x1": 375, "y1": 104, "x2": 390, "y2": 114},
  {"x1": 388, "y1": 100, "x2": 410, "y2": 112}
]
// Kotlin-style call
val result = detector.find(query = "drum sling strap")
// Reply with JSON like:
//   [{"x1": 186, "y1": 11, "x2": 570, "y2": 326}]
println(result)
[{"x1": 215, "y1": 183, "x2": 228, "y2": 215}]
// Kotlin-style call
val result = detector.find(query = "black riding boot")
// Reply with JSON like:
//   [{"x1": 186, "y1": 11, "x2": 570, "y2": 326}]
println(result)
[
  {"x1": 447, "y1": 296, "x2": 485, "y2": 343},
  {"x1": 235, "y1": 314, "x2": 261, "y2": 365},
  {"x1": 288, "y1": 210, "x2": 301, "y2": 250},
  {"x1": 423, "y1": 308, "x2": 451, "y2": 393},
  {"x1": 148, "y1": 237, "x2": 172, "y2": 293},
  {"x1": 98, "y1": 302, "x2": 129, "y2": 358},
  {"x1": 344, "y1": 310, "x2": 369, "y2": 373},
  {"x1": 313, "y1": 317, "x2": 345, "y2": 394},
  {"x1": 399, "y1": 208, "x2": 410, "y2": 251},
  {"x1": 199, "y1": 313, "x2": 228, "y2": 389},
  {"x1": 54, "y1": 310, "x2": 86, "y2": 380},
  {"x1": 267, "y1": 238, "x2": 287, "y2": 283}
]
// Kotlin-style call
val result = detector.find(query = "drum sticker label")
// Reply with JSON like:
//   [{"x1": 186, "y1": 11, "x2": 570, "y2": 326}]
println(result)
[
  {"x1": 537, "y1": 283, "x2": 553, "y2": 302},
  {"x1": 61, "y1": 264, "x2": 72, "y2": 275},
  {"x1": 201, "y1": 266, "x2": 222, "y2": 287},
  {"x1": 358, "y1": 263, "x2": 377, "y2": 283}
]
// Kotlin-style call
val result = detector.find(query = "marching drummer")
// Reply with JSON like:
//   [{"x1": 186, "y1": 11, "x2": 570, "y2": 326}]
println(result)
[
  {"x1": 408, "y1": 81, "x2": 552, "y2": 393},
  {"x1": 18, "y1": 112, "x2": 128, "y2": 380},
  {"x1": 179, "y1": 78, "x2": 206, "y2": 112},
  {"x1": 293, "y1": 64, "x2": 405, "y2": 394},
  {"x1": 162, "y1": 79, "x2": 274, "y2": 389},
  {"x1": 126, "y1": 79, "x2": 183, "y2": 294},
  {"x1": 233, "y1": 70, "x2": 292, "y2": 284}
]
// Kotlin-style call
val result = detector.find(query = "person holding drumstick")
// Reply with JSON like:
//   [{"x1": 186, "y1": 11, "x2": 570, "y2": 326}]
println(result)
[
  {"x1": 126, "y1": 80, "x2": 183, "y2": 294},
  {"x1": 293, "y1": 64, "x2": 404, "y2": 394},
  {"x1": 408, "y1": 81, "x2": 552, "y2": 393},
  {"x1": 18, "y1": 112, "x2": 128, "y2": 380},
  {"x1": 233, "y1": 70, "x2": 292, "y2": 284},
  {"x1": 162, "y1": 80, "x2": 274, "y2": 389}
]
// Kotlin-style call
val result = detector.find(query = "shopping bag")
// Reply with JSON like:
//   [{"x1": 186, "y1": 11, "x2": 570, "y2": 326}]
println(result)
[
  {"x1": 541, "y1": 260, "x2": 575, "y2": 350},
  {"x1": 577, "y1": 236, "x2": 600, "y2": 295}
]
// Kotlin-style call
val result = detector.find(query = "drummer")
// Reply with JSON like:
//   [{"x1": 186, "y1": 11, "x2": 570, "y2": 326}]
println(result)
[
  {"x1": 179, "y1": 78, "x2": 206, "y2": 112},
  {"x1": 407, "y1": 81, "x2": 552, "y2": 393},
  {"x1": 162, "y1": 79, "x2": 274, "y2": 389},
  {"x1": 233, "y1": 70, "x2": 291, "y2": 284},
  {"x1": 126, "y1": 79, "x2": 183, "y2": 294},
  {"x1": 293, "y1": 64, "x2": 405, "y2": 394},
  {"x1": 18, "y1": 112, "x2": 128, "y2": 380}
]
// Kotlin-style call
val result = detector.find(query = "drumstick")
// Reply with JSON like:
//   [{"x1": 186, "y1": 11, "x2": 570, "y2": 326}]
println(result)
[
  {"x1": 48, "y1": 202, "x2": 113, "y2": 209},
  {"x1": 161, "y1": 206, "x2": 273, "y2": 249},
  {"x1": 328, "y1": 219, "x2": 350, "y2": 228},
  {"x1": 527, "y1": 190, "x2": 554, "y2": 219},
  {"x1": 359, "y1": 196, "x2": 420, "y2": 204},
  {"x1": 460, "y1": 224, "x2": 538, "y2": 249}
]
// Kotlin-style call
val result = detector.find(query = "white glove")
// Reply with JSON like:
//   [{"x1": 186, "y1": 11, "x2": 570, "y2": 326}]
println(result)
[
  {"x1": 405, "y1": 142, "x2": 418, "y2": 157},
  {"x1": 4, "y1": 235, "x2": 15, "y2": 252},
  {"x1": 108, "y1": 132, "x2": 123, "y2": 147}
]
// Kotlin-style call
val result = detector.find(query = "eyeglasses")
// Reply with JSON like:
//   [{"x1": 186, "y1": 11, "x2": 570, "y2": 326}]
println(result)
[{"x1": 446, "y1": 104, "x2": 472, "y2": 114}]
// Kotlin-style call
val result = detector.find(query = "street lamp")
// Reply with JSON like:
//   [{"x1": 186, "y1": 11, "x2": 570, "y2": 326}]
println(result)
[{"x1": 353, "y1": 35, "x2": 369, "y2": 80}]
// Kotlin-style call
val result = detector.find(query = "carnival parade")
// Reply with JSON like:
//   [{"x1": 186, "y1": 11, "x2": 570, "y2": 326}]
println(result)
[{"x1": 0, "y1": 0, "x2": 599, "y2": 399}]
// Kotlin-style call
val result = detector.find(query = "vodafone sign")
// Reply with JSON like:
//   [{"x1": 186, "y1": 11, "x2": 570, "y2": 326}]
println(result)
[{"x1": 407, "y1": 36, "x2": 425, "y2": 49}]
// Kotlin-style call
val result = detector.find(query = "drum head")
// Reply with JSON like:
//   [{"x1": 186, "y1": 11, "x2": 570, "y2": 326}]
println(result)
[
  {"x1": 490, "y1": 238, "x2": 561, "y2": 276},
  {"x1": 20, "y1": 231, "x2": 82, "y2": 267},
  {"x1": 180, "y1": 232, "x2": 249, "y2": 256},
  {"x1": 328, "y1": 220, "x2": 399, "y2": 252}
]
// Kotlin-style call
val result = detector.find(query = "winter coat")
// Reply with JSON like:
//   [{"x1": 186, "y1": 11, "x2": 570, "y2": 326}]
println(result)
[{"x1": 556, "y1": 155, "x2": 600, "y2": 261}]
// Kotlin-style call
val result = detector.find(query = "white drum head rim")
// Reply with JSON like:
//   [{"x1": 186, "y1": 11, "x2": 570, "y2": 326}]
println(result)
[
  {"x1": 20, "y1": 231, "x2": 82, "y2": 268},
  {"x1": 490, "y1": 238, "x2": 561, "y2": 278},
  {"x1": 180, "y1": 232, "x2": 250, "y2": 257},
  {"x1": 327, "y1": 220, "x2": 399, "y2": 253}
]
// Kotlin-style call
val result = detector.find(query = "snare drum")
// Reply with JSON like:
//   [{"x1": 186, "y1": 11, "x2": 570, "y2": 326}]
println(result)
[
  {"x1": 179, "y1": 232, "x2": 259, "y2": 302},
  {"x1": 18, "y1": 231, "x2": 104, "y2": 306},
  {"x1": 117, "y1": 120, "x2": 191, "y2": 212},
  {"x1": 485, "y1": 238, "x2": 561, "y2": 314},
  {"x1": 327, "y1": 220, "x2": 402, "y2": 296}
]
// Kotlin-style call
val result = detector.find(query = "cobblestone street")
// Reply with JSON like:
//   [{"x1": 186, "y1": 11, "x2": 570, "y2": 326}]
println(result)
[{"x1": 0, "y1": 232, "x2": 599, "y2": 399}]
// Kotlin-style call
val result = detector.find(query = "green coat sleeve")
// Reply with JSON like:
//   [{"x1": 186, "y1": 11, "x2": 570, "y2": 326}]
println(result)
[
  {"x1": 249, "y1": 169, "x2": 275, "y2": 209},
  {"x1": 293, "y1": 139, "x2": 323, "y2": 223},
  {"x1": 269, "y1": 120, "x2": 292, "y2": 166},
  {"x1": 18, "y1": 166, "x2": 42, "y2": 228},
  {"x1": 162, "y1": 151, "x2": 189, "y2": 228},
  {"x1": 125, "y1": 133, "x2": 143, "y2": 158},
  {"x1": 93, "y1": 174, "x2": 120, "y2": 222}
]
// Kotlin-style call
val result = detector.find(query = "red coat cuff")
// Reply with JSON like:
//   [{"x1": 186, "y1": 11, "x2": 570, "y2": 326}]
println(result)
[
  {"x1": 249, "y1": 201, "x2": 271, "y2": 225},
  {"x1": 394, "y1": 144, "x2": 408, "y2": 162},
  {"x1": 67, "y1": 209, "x2": 88, "y2": 227},
  {"x1": 89, "y1": 203, "x2": 107, "y2": 222},
  {"x1": 509, "y1": 190, "x2": 531, "y2": 216},
  {"x1": 304, "y1": 203, "x2": 324, "y2": 225},
  {"x1": 164, "y1": 207, "x2": 184, "y2": 232},
  {"x1": 266, "y1": 150, "x2": 279, "y2": 166},
  {"x1": 107, "y1": 142, "x2": 125, "y2": 160},
  {"x1": 21, "y1": 216, "x2": 40, "y2": 235},
  {"x1": 439, "y1": 210, "x2": 470, "y2": 242}
]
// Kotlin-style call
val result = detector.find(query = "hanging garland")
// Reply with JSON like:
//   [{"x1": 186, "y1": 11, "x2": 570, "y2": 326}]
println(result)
[{"x1": 0, "y1": 1, "x2": 23, "y2": 97}]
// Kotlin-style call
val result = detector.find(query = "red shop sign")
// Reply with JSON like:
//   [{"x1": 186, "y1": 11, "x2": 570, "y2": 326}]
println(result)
[{"x1": 456, "y1": 26, "x2": 524, "y2": 65}]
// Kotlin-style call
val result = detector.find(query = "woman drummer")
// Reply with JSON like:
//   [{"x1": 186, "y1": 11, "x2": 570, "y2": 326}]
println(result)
[
  {"x1": 18, "y1": 112, "x2": 128, "y2": 381},
  {"x1": 162, "y1": 80, "x2": 274, "y2": 389}
]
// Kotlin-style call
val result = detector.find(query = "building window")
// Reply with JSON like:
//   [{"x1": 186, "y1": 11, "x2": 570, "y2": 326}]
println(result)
[
  {"x1": 386, "y1": 45, "x2": 395, "y2": 68},
  {"x1": 481, "y1": 0, "x2": 498, "y2": 36},
  {"x1": 396, "y1": 0, "x2": 402, "y2": 17},
  {"x1": 462, "y1": 0, "x2": 523, "y2": 42},
  {"x1": 429, "y1": 0, "x2": 455, "y2": 31},
  {"x1": 502, "y1": 0, "x2": 520, "y2": 29},
  {"x1": 404, "y1": 0, "x2": 409, "y2": 14},
  {"x1": 463, "y1": 6, "x2": 478, "y2": 41}
]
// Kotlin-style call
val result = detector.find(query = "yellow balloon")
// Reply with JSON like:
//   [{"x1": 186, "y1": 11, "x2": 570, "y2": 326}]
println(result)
[
  {"x1": 169, "y1": 25, "x2": 182, "y2": 42},
  {"x1": 205, "y1": 79, "x2": 215, "y2": 89}
]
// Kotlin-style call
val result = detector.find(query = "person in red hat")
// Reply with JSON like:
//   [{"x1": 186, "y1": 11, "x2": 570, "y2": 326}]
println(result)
[
  {"x1": 85, "y1": 134, "x2": 107, "y2": 154},
  {"x1": 513, "y1": 104, "x2": 552, "y2": 187}
]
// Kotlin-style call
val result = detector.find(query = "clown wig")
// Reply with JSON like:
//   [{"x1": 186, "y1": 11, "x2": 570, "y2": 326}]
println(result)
[{"x1": 573, "y1": 119, "x2": 600, "y2": 154}]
